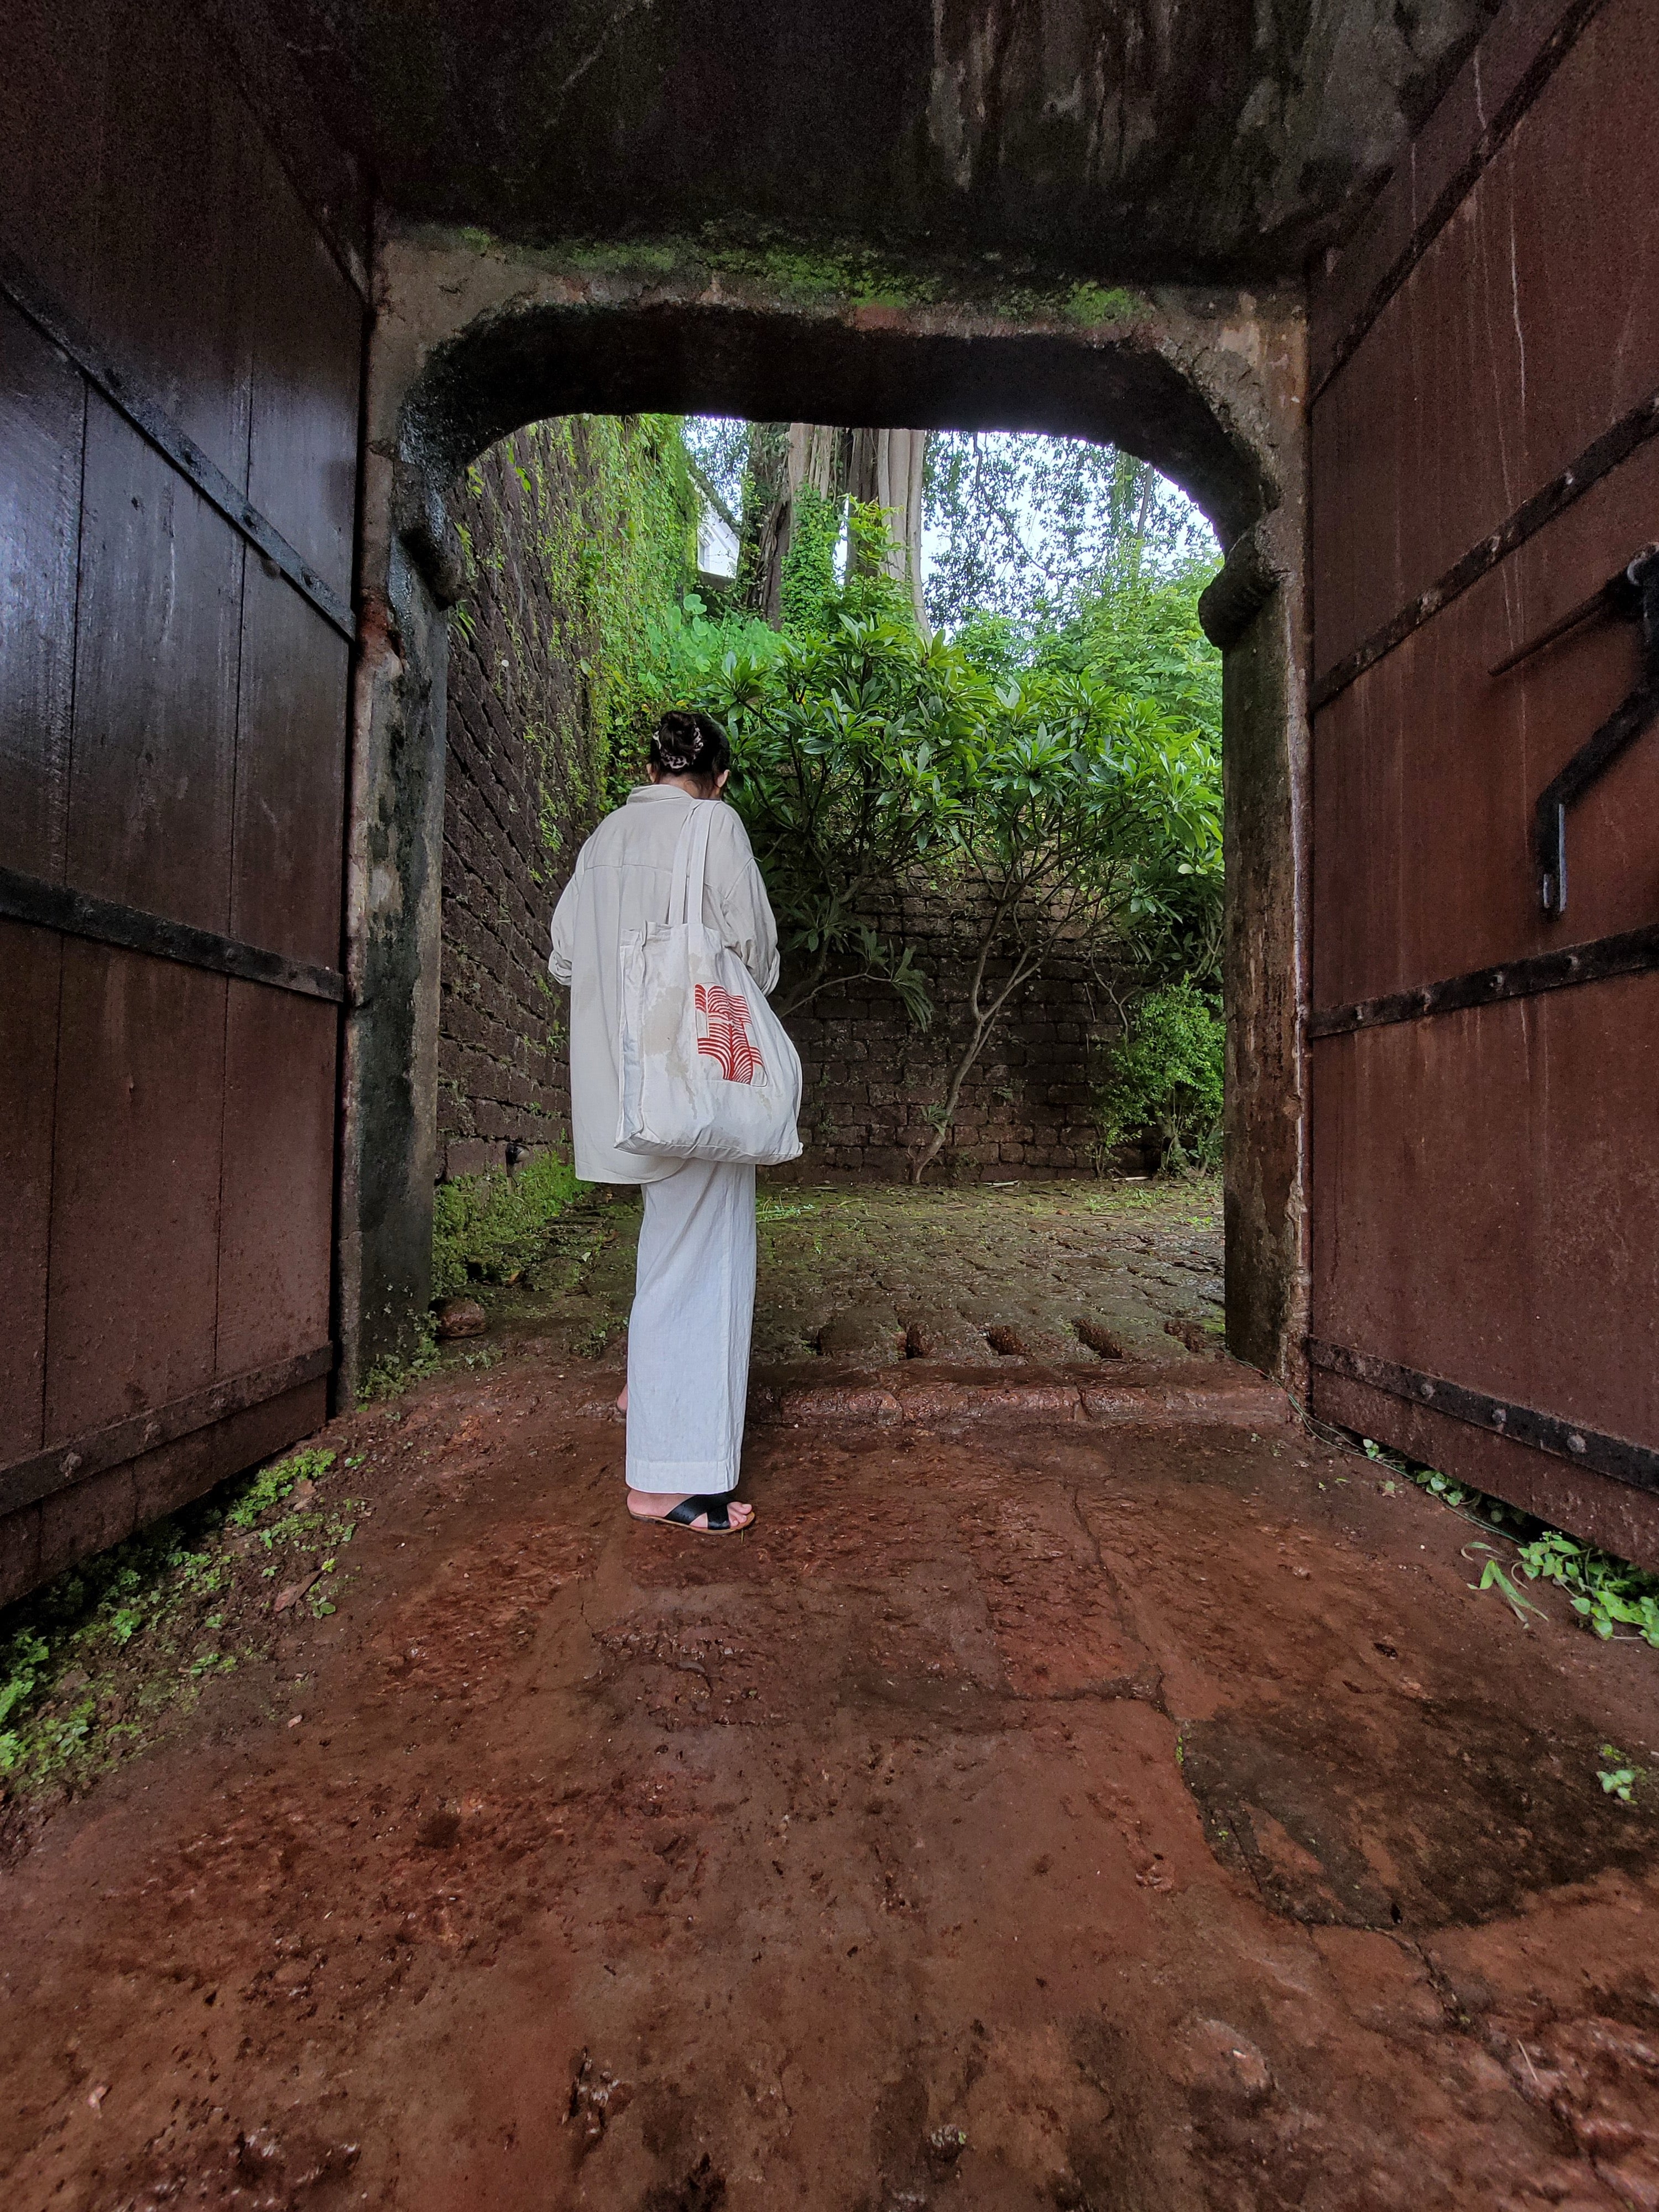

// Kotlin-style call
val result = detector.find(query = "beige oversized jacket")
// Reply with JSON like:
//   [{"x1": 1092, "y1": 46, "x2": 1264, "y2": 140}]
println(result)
[{"x1": 547, "y1": 784, "x2": 781, "y2": 1184}]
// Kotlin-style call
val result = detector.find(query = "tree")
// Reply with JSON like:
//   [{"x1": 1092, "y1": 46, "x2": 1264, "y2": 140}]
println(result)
[
  {"x1": 681, "y1": 604, "x2": 978, "y2": 1021},
  {"x1": 1040, "y1": 563, "x2": 1225, "y2": 990},
  {"x1": 906, "y1": 672, "x2": 1220, "y2": 1182},
  {"x1": 659, "y1": 427, "x2": 1228, "y2": 1182},
  {"x1": 923, "y1": 432, "x2": 1217, "y2": 637},
  {"x1": 846, "y1": 427, "x2": 929, "y2": 633},
  {"x1": 727, "y1": 422, "x2": 931, "y2": 632}
]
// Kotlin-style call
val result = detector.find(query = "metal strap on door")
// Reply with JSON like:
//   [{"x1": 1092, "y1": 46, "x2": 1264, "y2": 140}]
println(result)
[
  {"x1": 1311, "y1": 540, "x2": 1659, "y2": 1040},
  {"x1": 1489, "y1": 543, "x2": 1659, "y2": 916}
]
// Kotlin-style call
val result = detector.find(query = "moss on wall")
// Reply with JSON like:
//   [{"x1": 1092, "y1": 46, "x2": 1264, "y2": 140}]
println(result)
[
  {"x1": 440, "y1": 414, "x2": 696, "y2": 1176},
  {"x1": 440, "y1": 223, "x2": 1157, "y2": 328},
  {"x1": 453, "y1": 411, "x2": 696, "y2": 857}
]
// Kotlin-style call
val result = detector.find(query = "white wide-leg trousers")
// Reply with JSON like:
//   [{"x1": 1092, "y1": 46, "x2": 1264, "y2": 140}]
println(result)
[{"x1": 624, "y1": 1157, "x2": 757, "y2": 1494}]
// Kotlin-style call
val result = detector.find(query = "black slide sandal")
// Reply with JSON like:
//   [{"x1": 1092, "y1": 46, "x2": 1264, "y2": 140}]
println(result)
[{"x1": 659, "y1": 1493, "x2": 743, "y2": 1533}]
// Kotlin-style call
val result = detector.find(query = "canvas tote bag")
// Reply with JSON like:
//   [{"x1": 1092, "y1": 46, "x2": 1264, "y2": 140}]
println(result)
[{"x1": 615, "y1": 801, "x2": 804, "y2": 1166}]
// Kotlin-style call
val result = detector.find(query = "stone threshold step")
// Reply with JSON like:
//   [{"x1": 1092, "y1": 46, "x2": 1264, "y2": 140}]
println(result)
[{"x1": 580, "y1": 1361, "x2": 1290, "y2": 1430}]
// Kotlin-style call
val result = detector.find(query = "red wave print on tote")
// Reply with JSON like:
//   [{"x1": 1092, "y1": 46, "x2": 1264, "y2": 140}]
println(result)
[{"x1": 694, "y1": 982, "x2": 764, "y2": 1084}]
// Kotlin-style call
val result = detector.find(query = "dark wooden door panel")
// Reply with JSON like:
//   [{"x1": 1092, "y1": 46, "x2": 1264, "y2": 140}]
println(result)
[
  {"x1": 1309, "y1": 0, "x2": 1659, "y2": 1550},
  {"x1": 245, "y1": 134, "x2": 363, "y2": 606},
  {"x1": 1311, "y1": 0, "x2": 1659, "y2": 679},
  {"x1": 0, "y1": 298, "x2": 83, "y2": 880},
  {"x1": 231, "y1": 566, "x2": 350, "y2": 968},
  {"x1": 216, "y1": 988, "x2": 338, "y2": 1378},
  {"x1": 1313, "y1": 436, "x2": 1659, "y2": 1010},
  {"x1": 1312, "y1": 979, "x2": 1659, "y2": 1448},
  {"x1": 0, "y1": 0, "x2": 112, "y2": 323},
  {"x1": 66, "y1": 398, "x2": 244, "y2": 932},
  {"x1": 43, "y1": 945, "x2": 226, "y2": 1444},
  {"x1": 0, "y1": 922, "x2": 63, "y2": 1462},
  {"x1": 86, "y1": 0, "x2": 254, "y2": 490},
  {"x1": 1, "y1": 0, "x2": 364, "y2": 1601}
]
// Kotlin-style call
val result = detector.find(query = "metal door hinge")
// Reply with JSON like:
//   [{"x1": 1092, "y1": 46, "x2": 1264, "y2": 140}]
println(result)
[{"x1": 1494, "y1": 545, "x2": 1659, "y2": 916}]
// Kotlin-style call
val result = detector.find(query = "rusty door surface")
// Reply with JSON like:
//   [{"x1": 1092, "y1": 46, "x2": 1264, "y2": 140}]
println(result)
[
  {"x1": 1306, "y1": 0, "x2": 1659, "y2": 1556},
  {"x1": 0, "y1": 0, "x2": 364, "y2": 1599}
]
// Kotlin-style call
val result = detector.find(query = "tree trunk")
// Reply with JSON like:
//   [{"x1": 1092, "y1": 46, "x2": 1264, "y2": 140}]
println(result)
[
  {"x1": 749, "y1": 424, "x2": 930, "y2": 632},
  {"x1": 908, "y1": 879, "x2": 1035, "y2": 1182},
  {"x1": 847, "y1": 426, "x2": 930, "y2": 634},
  {"x1": 754, "y1": 422, "x2": 847, "y2": 626},
  {"x1": 738, "y1": 422, "x2": 789, "y2": 618}
]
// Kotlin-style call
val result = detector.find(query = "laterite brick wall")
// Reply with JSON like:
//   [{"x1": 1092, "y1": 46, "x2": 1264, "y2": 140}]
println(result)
[
  {"x1": 774, "y1": 884, "x2": 1117, "y2": 1182},
  {"x1": 439, "y1": 429, "x2": 589, "y2": 1177}
]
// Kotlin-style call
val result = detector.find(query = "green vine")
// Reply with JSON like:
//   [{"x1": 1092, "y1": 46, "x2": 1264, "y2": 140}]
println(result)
[{"x1": 451, "y1": 412, "x2": 699, "y2": 872}]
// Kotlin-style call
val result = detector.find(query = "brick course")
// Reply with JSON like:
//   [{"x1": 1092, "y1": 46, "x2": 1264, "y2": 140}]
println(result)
[{"x1": 769, "y1": 877, "x2": 1124, "y2": 1183}]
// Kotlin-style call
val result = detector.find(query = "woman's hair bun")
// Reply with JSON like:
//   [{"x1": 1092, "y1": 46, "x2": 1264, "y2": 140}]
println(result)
[{"x1": 650, "y1": 709, "x2": 731, "y2": 784}]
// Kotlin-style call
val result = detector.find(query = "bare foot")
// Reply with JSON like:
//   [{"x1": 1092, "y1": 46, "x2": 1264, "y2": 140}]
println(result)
[
  {"x1": 627, "y1": 1489, "x2": 754, "y2": 1532},
  {"x1": 617, "y1": 1384, "x2": 628, "y2": 1415}
]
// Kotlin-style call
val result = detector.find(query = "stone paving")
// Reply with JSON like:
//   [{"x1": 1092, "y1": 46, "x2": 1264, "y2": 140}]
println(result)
[{"x1": 466, "y1": 1176, "x2": 1228, "y2": 1378}]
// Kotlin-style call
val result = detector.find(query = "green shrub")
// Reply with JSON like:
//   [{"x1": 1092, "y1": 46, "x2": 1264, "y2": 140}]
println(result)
[
  {"x1": 1095, "y1": 983, "x2": 1224, "y2": 1170},
  {"x1": 1506, "y1": 1526, "x2": 1659, "y2": 1645},
  {"x1": 430, "y1": 1152, "x2": 586, "y2": 1302}
]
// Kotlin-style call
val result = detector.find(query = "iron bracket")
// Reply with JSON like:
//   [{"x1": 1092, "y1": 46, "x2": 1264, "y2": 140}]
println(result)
[{"x1": 1500, "y1": 546, "x2": 1659, "y2": 916}]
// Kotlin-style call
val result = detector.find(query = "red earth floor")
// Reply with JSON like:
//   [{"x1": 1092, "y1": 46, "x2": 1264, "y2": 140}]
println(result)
[{"x1": 4, "y1": 1353, "x2": 1659, "y2": 2210}]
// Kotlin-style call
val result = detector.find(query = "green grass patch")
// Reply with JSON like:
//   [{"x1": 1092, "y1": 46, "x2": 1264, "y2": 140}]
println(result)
[
  {"x1": 0, "y1": 1446, "x2": 364, "y2": 1811},
  {"x1": 431, "y1": 1151, "x2": 588, "y2": 1301}
]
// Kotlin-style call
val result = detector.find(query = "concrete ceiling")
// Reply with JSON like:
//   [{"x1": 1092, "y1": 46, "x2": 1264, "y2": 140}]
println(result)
[{"x1": 288, "y1": 0, "x2": 1500, "y2": 285}]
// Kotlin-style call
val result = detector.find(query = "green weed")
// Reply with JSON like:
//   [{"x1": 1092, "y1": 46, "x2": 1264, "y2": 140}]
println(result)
[
  {"x1": 225, "y1": 1446, "x2": 336, "y2": 1530},
  {"x1": 1463, "y1": 1543, "x2": 1548, "y2": 1626},
  {"x1": 0, "y1": 1447, "x2": 363, "y2": 1806},
  {"x1": 356, "y1": 1335, "x2": 442, "y2": 1405},
  {"x1": 1510, "y1": 1528, "x2": 1659, "y2": 1646},
  {"x1": 431, "y1": 1152, "x2": 588, "y2": 1302},
  {"x1": 1364, "y1": 1438, "x2": 1659, "y2": 1648},
  {"x1": 1598, "y1": 1746, "x2": 1644, "y2": 1804}
]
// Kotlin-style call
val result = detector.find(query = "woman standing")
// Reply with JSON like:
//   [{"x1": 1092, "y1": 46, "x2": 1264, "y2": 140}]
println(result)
[{"x1": 549, "y1": 711, "x2": 779, "y2": 1533}]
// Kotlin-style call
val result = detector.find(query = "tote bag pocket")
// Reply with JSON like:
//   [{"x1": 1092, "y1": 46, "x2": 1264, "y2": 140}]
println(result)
[{"x1": 616, "y1": 802, "x2": 803, "y2": 1167}]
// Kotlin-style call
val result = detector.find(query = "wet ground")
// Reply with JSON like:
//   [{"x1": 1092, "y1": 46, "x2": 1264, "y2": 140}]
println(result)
[{"x1": 5, "y1": 1185, "x2": 1659, "y2": 2209}]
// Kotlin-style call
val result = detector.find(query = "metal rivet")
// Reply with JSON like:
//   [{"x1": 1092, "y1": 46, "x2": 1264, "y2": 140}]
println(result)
[{"x1": 1568, "y1": 1433, "x2": 1587, "y2": 1454}]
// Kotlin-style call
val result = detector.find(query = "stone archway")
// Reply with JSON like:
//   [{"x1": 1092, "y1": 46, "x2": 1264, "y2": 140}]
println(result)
[{"x1": 340, "y1": 230, "x2": 1310, "y2": 1398}]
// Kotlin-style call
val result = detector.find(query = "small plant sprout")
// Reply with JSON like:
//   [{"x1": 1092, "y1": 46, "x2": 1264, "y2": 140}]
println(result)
[
  {"x1": 1465, "y1": 1543, "x2": 1547, "y2": 1626},
  {"x1": 1597, "y1": 1747, "x2": 1642, "y2": 1804}
]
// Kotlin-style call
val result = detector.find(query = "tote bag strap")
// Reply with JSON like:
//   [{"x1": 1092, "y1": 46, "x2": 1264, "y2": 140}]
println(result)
[{"x1": 666, "y1": 800, "x2": 715, "y2": 926}]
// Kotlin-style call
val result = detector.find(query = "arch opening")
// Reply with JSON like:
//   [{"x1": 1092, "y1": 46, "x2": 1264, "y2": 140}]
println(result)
[
  {"x1": 342, "y1": 264, "x2": 1308, "y2": 1402},
  {"x1": 399, "y1": 302, "x2": 1279, "y2": 554}
]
